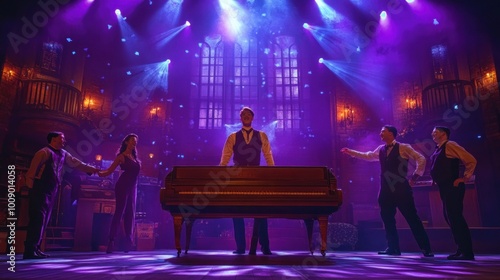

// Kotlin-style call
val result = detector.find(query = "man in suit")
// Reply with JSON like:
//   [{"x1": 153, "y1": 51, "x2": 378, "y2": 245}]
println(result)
[
  {"x1": 220, "y1": 107, "x2": 274, "y2": 255},
  {"x1": 23, "y1": 131, "x2": 98, "y2": 259},
  {"x1": 341, "y1": 125, "x2": 433, "y2": 257},
  {"x1": 430, "y1": 126, "x2": 477, "y2": 260}
]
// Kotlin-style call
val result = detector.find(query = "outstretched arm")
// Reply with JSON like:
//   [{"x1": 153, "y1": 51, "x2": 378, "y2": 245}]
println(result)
[
  {"x1": 340, "y1": 146, "x2": 381, "y2": 162},
  {"x1": 64, "y1": 151, "x2": 99, "y2": 175},
  {"x1": 98, "y1": 154, "x2": 124, "y2": 177}
]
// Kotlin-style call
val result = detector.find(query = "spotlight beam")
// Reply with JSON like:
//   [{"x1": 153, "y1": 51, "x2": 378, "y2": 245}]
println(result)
[
  {"x1": 305, "y1": 24, "x2": 360, "y2": 61},
  {"x1": 321, "y1": 59, "x2": 387, "y2": 96},
  {"x1": 153, "y1": 24, "x2": 190, "y2": 47}
]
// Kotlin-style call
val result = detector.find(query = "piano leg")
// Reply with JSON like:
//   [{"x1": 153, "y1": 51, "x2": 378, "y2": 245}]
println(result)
[
  {"x1": 173, "y1": 216, "x2": 183, "y2": 257},
  {"x1": 304, "y1": 219, "x2": 314, "y2": 255},
  {"x1": 185, "y1": 219, "x2": 194, "y2": 254},
  {"x1": 318, "y1": 217, "x2": 328, "y2": 256}
]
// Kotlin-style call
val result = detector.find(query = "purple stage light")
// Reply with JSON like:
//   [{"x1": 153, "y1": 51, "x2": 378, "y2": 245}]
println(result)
[
  {"x1": 303, "y1": 23, "x2": 310, "y2": 29},
  {"x1": 406, "y1": 0, "x2": 415, "y2": 3},
  {"x1": 318, "y1": 58, "x2": 324, "y2": 63},
  {"x1": 115, "y1": 9, "x2": 121, "y2": 16},
  {"x1": 185, "y1": 21, "x2": 191, "y2": 26}
]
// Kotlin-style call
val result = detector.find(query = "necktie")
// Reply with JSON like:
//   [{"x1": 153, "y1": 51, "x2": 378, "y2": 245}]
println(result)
[{"x1": 243, "y1": 129, "x2": 253, "y2": 142}]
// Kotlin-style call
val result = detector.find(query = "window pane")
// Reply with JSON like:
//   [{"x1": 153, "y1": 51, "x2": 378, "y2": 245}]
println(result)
[{"x1": 192, "y1": 35, "x2": 306, "y2": 131}]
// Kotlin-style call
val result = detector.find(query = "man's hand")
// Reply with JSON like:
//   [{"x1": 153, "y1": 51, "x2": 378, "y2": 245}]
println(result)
[
  {"x1": 409, "y1": 174, "x2": 420, "y2": 186},
  {"x1": 87, "y1": 166, "x2": 100, "y2": 176},
  {"x1": 340, "y1": 147, "x2": 351, "y2": 154},
  {"x1": 453, "y1": 178, "x2": 465, "y2": 187}
]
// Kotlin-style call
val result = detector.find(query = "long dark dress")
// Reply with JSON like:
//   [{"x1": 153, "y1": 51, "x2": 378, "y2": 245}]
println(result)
[{"x1": 109, "y1": 155, "x2": 141, "y2": 241}]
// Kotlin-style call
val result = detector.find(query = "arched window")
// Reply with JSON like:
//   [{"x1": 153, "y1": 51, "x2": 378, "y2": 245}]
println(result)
[
  {"x1": 268, "y1": 35, "x2": 303, "y2": 131},
  {"x1": 193, "y1": 35, "x2": 224, "y2": 129},
  {"x1": 192, "y1": 35, "x2": 307, "y2": 131}
]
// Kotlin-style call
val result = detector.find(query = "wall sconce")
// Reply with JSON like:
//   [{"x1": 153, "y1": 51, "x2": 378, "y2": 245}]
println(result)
[
  {"x1": 405, "y1": 98, "x2": 417, "y2": 110},
  {"x1": 84, "y1": 97, "x2": 94, "y2": 108},
  {"x1": 339, "y1": 105, "x2": 354, "y2": 129},
  {"x1": 149, "y1": 107, "x2": 161, "y2": 123},
  {"x1": 83, "y1": 96, "x2": 96, "y2": 116},
  {"x1": 404, "y1": 97, "x2": 421, "y2": 119},
  {"x1": 484, "y1": 71, "x2": 497, "y2": 87},
  {"x1": 149, "y1": 153, "x2": 154, "y2": 159},
  {"x1": 95, "y1": 154, "x2": 102, "y2": 168},
  {"x1": 2, "y1": 67, "x2": 15, "y2": 82}
]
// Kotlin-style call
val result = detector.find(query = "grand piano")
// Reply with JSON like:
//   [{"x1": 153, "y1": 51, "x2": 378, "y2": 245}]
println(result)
[{"x1": 160, "y1": 166, "x2": 343, "y2": 256}]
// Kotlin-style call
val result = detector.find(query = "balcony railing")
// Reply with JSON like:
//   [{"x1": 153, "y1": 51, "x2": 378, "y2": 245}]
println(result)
[
  {"x1": 15, "y1": 79, "x2": 82, "y2": 119},
  {"x1": 422, "y1": 80, "x2": 475, "y2": 115}
]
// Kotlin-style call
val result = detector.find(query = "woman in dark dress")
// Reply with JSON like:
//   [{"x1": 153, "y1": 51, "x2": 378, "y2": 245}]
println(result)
[{"x1": 99, "y1": 133, "x2": 141, "y2": 253}]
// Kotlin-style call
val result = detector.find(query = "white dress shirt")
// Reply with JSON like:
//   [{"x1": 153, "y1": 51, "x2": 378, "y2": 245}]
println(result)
[
  {"x1": 344, "y1": 141, "x2": 426, "y2": 176},
  {"x1": 219, "y1": 127, "x2": 275, "y2": 166}
]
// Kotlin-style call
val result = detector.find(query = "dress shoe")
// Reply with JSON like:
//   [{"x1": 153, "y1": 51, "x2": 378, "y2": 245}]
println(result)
[
  {"x1": 422, "y1": 249, "x2": 434, "y2": 257},
  {"x1": 106, "y1": 241, "x2": 114, "y2": 254},
  {"x1": 36, "y1": 249, "x2": 50, "y2": 257},
  {"x1": 261, "y1": 248, "x2": 272, "y2": 255},
  {"x1": 23, "y1": 251, "x2": 46, "y2": 260},
  {"x1": 447, "y1": 250, "x2": 462, "y2": 258},
  {"x1": 378, "y1": 248, "x2": 401, "y2": 256},
  {"x1": 124, "y1": 239, "x2": 133, "y2": 253},
  {"x1": 232, "y1": 250, "x2": 245, "y2": 255},
  {"x1": 447, "y1": 253, "x2": 475, "y2": 260}
]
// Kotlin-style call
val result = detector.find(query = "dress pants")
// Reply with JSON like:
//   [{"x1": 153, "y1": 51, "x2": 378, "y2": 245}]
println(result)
[
  {"x1": 378, "y1": 184, "x2": 431, "y2": 251},
  {"x1": 25, "y1": 186, "x2": 57, "y2": 252},
  {"x1": 438, "y1": 182, "x2": 473, "y2": 255},
  {"x1": 233, "y1": 218, "x2": 246, "y2": 252},
  {"x1": 233, "y1": 218, "x2": 270, "y2": 251}
]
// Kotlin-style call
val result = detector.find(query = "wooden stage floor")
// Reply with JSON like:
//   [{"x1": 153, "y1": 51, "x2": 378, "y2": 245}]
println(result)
[{"x1": 3, "y1": 250, "x2": 500, "y2": 279}]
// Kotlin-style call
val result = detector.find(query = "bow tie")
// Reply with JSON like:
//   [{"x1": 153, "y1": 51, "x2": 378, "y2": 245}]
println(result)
[
  {"x1": 385, "y1": 143, "x2": 394, "y2": 148},
  {"x1": 243, "y1": 128, "x2": 253, "y2": 134}
]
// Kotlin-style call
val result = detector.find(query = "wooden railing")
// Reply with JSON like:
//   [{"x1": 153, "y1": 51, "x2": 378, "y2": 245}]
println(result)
[
  {"x1": 15, "y1": 79, "x2": 82, "y2": 119},
  {"x1": 422, "y1": 80, "x2": 475, "y2": 115}
]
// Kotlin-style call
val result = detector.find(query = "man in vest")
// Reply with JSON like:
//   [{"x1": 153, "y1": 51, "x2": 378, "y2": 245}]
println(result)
[
  {"x1": 341, "y1": 125, "x2": 433, "y2": 257},
  {"x1": 220, "y1": 107, "x2": 275, "y2": 255},
  {"x1": 23, "y1": 132, "x2": 99, "y2": 259},
  {"x1": 430, "y1": 126, "x2": 477, "y2": 260}
]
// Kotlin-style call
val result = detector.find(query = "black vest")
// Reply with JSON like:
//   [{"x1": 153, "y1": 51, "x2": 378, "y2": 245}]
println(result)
[
  {"x1": 430, "y1": 141, "x2": 459, "y2": 185},
  {"x1": 233, "y1": 129, "x2": 262, "y2": 166},
  {"x1": 378, "y1": 143, "x2": 409, "y2": 189},
  {"x1": 34, "y1": 146, "x2": 65, "y2": 194}
]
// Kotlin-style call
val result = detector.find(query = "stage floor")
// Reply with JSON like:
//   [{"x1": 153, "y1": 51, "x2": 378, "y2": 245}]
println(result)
[{"x1": 4, "y1": 250, "x2": 500, "y2": 279}]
